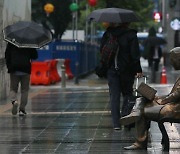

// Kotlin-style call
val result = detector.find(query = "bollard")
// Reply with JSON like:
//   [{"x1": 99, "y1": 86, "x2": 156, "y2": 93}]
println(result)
[
  {"x1": 61, "y1": 64, "x2": 66, "y2": 88},
  {"x1": 74, "y1": 62, "x2": 79, "y2": 84}
]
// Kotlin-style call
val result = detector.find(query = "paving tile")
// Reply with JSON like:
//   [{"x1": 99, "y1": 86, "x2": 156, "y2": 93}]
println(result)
[{"x1": 0, "y1": 81, "x2": 179, "y2": 153}]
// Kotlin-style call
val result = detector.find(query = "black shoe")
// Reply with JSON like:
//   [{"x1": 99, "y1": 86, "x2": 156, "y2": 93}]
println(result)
[
  {"x1": 12, "y1": 100, "x2": 18, "y2": 115},
  {"x1": 124, "y1": 144, "x2": 147, "y2": 150},
  {"x1": 114, "y1": 127, "x2": 120, "y2": 130},
  {"x1": 19, "y1": 110, "x2": 27, "y2": 116}
]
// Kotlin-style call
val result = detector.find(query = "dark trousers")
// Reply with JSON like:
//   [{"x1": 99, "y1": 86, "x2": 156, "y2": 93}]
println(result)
[
  {"x1": 10, "y1": 74, "x2": 30, "y2": 111},
  {"x1": 148, "y1": 59, "x2": 160, "y2": 71},
  {"x1": 107, "y1": 68, "x2": 135, "y2": 128}
]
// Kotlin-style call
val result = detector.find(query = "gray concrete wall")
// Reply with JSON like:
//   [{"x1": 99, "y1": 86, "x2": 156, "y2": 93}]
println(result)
[
  {"x1": 163, "y1": 0, "x2": 180, "y2": 66},
  {"x1": 0, "y1": 0, "x2": 31, "y2": 101}
]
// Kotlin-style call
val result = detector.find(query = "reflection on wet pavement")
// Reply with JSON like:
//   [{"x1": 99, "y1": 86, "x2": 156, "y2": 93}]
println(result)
[{"x1": 0, "y1": 86, "x2": 179, "y2": 154}]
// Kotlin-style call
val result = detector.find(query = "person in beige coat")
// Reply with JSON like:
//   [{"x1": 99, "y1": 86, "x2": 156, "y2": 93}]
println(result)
[{"x1": 120, "y1": 47, "x2": 180, "y2": 150}]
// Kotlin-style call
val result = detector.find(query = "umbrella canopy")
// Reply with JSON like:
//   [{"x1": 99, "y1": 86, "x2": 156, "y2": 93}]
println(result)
[
  {"x1": 3, "y1": 21, "x2": 53, "y2": 48},
  {"x1": 143, "y1": 36, "x2": 167, "y2": 46},
  {"x1": 87, "y1": 8, "x2": 139, "y2": 23}
]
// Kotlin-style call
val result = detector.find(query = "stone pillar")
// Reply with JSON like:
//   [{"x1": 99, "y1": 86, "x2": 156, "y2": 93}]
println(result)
[
  {"x1": 162, "y1": 0, "x2": 180, "y2": 66},
  {"x1": 0, "y1": 0, "x2": 31, "y2": 102}
]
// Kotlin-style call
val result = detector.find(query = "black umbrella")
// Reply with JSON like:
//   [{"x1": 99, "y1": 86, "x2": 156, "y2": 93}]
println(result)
[
  {"x1": 87, "y1": 8, "x2": 139, "y2": 23},
  {"x1": 3, "y1": 21, "x2": 53, "y2": 48},
  {"x1": 143, "y1": 36, "x2": 167, "y2": 46}
]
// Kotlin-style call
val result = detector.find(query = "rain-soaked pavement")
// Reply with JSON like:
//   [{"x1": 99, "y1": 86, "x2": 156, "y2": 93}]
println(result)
[{"x1": 0, "y1": 72, "x2": 180, "y2": 154}]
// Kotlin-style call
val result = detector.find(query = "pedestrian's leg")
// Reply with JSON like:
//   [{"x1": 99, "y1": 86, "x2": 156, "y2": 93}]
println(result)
[
  {"x1": 19, "y1": 75, "x2": 30, "y2": 114},
  {"x1": 121, "y1": 73, "x2": 134, "y2": 117},
  {"x1": 148, "y1": 59, "x2": 152, "y2": 68},
  {"x1": 10, "y1": 74, "x2": 19, "y2": 115},
  {"x1": 10, "y1": 74, "x2": 19, "y2": 101},
  {"x1": 121, "y1": 95, "x2": 134, "y2": 117},
  {"x1": 154, "y1": 59, "x2": 160, "y2": 71},
  {"x1": 107, "y1": 69, "x2": 121, "y2": 129}
]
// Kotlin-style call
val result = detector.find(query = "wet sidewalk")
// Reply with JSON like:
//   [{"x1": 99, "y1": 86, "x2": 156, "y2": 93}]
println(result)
[{"x1": 0, "y1": 72, "x2": 180, "y2": 153}]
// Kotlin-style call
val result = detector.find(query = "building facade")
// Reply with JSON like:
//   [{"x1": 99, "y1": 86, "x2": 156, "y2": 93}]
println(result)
[{"x1": 0, "y1": 0, "x2": 31, "y2": 101}]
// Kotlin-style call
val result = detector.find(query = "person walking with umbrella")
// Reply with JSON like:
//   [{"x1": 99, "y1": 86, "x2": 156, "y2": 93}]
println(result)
[
  {"x1": 143, "y1": 27, "x2": 165, "y2": 72},
  {"x1": 88, "y1": 8, "x2": 143, "y2": 129},
  {"x1": 3, "y1": 21, "x2": 52, "y2": 116},
  {"x1": 104, "y1": 22, "x2": 143, "y2": 129},
  {"x1": 147, "y1": 44, "x2": 162, "y2": 71},
  {"x1": 5, "y1": 43, "x2": 38, "y2": 115},
  {"x1": 143, "y1": 27, "x2": 166, "y2": 83}
]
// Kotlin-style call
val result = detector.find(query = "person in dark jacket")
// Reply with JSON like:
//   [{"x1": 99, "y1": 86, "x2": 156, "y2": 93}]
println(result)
[
  {"x1": 100, "y1": 23, "x2": 143, "y2": 130},
  {"x1": 5, "y1": 43, "x2": 38, "y2": 116}
]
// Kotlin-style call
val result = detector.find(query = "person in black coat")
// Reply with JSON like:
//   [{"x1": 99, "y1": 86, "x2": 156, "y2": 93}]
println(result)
[
  {"x1": 5, "y1": 43, "x2": 38, "y2": 116},
  {"x1": 100, "y1": 23, "x2": 143, "y2": 129},
  {"x1": 147, "y1": 45, "x2": 162, "y2": 71}
]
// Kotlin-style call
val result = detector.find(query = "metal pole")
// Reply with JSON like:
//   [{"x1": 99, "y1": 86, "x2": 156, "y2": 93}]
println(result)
[
  {"x1": 75, "y1": 11, "x2": 78, "y2": 40},
  {"x1": 75, "y1": 0, "x2": 78, "y2": 40},
  {"x1": 61, "y1": 64, "x2": 66, "y2": 88},
  {"x1": 72, "y1": 0, "x2": 75, "y2": 40},
  {"x1": 85, "y1": 4, "x2": 89, "y2": 70},
  {"x1": 162, "y1": 0, "x2": 166, "y2": 30},
  {"x1": 85, "y1": 4, "x2": 88, "y2": 42},
  {"x1": 90, "y1": 22, "x2": 93, "y2": 43},
  {"x1": 72, "y1": 12, "x2": 75, "y2": 40},
  {"x1": 74, "y1": 61, "x2": 79, "y2": 84}
]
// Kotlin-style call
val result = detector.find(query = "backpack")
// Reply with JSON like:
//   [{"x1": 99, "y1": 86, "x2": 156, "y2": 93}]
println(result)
[
  {"x1": 100, "y1": 33, "x2": 119, "y2": 67},
  {"x1": 95, "y1": 33, "x2": 119, "y2": 78}
]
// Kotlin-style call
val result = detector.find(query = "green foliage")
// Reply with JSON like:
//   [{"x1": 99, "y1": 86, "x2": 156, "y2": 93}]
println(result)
[
  {"x1": 77, "y1": 0, "x2": 106, "y2": 31},
  {"x1": 32, "y1": 0, "x2": 156, "y2": 39},
  {"x1": 32, "y1": 0, "x2": 72, "y2": 39}
]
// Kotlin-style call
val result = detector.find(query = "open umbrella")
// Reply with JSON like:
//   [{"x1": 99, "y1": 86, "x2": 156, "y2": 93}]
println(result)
[
  {"x1": 87, "y1": 8, "x2": 139, "y2": 23},
  {"x1": 143, "y1": 36, "x2": 167, "y2": 46},
  {"x1": 3, "y1": 21, "x2": 53, "y2": 48}
]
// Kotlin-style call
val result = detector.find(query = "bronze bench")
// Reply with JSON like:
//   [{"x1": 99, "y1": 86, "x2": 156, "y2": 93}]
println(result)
[{"x1": 156, "y1": 118, "x2": 180, "y2": 151}]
